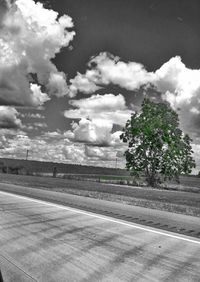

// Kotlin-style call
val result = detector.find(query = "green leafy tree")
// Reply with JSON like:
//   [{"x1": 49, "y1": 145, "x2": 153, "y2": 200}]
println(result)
[{"x1": 120, "y1": 98, "x2": 196, "y2": 187}]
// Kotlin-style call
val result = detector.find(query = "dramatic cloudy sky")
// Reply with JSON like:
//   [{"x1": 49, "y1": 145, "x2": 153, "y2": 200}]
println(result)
[{"x1": 0, "y1": 0, "x2": 200, "y2": 172}]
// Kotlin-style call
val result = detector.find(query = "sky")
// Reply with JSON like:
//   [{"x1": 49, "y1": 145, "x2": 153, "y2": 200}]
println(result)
[{"x1": 0, "y1": 0, "x2": 200, "y2": 172}]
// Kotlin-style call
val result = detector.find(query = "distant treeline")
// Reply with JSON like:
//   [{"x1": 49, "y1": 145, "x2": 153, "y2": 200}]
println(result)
[{"x1": 0, "y1": 158, "x2": 129, "y2": 176}]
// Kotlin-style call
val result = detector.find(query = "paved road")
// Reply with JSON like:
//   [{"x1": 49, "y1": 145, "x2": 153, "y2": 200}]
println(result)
[
  {"x1": 0, "y1": 183, "x2": 199, "y2": 238},
  {"x1": 0, "y1": 191, "x2": 200, "y2": 282}
]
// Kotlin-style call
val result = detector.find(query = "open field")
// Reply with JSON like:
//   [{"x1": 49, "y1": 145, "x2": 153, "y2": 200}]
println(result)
[
  {"x1": 0, "y1": 173, "x2": 199, "y2": 217},
  {"x1": 1, "y1": 158, "x2": 200, "y2": 193},
  {"x1": 0, "y1": 158, "x2": 129, "y2": 176}
]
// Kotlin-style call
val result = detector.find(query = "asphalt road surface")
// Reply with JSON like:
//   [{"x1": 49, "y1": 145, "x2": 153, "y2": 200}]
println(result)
[{"x1": 0, "y1": 190, "x2": 200, "y2": 282}]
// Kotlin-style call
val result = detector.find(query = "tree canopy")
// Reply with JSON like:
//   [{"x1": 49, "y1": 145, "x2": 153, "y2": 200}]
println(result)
[{"x1": 120, "y1": 98, "x2": 196, "y2": 187}]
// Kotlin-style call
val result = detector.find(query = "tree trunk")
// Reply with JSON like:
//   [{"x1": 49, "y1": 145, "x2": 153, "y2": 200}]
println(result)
[{"x1": 146, "y1": 173, "x2": 157, "y2": 187}]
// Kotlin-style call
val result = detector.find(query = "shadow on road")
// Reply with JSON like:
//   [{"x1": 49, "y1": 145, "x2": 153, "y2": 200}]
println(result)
[{"x1": 0, "y1": 270, "x2": 3, "y2": 282}]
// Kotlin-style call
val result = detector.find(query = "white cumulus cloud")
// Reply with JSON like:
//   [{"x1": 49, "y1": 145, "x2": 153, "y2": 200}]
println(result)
[
  {"x1": 72, "y1": 118, "x2": 113, "y2": 146},
  {"x1": 70, "y1": 53, "x2": 200, "y2": 112},
  {"x1": 155, "y1": 56, "x2": 200, "y2": 109},
  {"x1": 64, "y1": 93, "x2": 132, "y2": 127},
  {"x1": 0, "y1": 106, "x2": 22, "y2": 128},
  {"x1": 69, "y1": 52, "x2": 154, "y2": 97},
  {"x1": 0, "y1": 0, "x2": 75, "y2": 107},
  {"x1": 64, "y1": 94, "x2": 132, "y2": 146},
  {"x1": 85, "y1": 145, "x2": 117, "y2": 161}
]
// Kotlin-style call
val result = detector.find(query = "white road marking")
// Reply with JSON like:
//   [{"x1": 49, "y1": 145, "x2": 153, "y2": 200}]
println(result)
[{"x1": 0, "y1": 190, "x2": 200, "y2": 245}]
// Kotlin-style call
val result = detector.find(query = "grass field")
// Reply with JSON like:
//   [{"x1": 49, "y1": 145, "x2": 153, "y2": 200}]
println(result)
[
  {"x1": 0, "y1": 173, "x2": 199, "y2": 217},
  {"x1": 31, "y1": 172, "x2": 200, "y2": 194},
  {"x1": 0, "y1": 158, "x2": 129, "y2": 176},
  {"x1": 1, "y1": 157, "x2": 200, "y2": 191}
]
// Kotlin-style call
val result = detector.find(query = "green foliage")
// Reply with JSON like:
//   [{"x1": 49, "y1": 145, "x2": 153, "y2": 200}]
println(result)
[{"x1": 120, "y1": 98, "x2": 196, "y2": 187}]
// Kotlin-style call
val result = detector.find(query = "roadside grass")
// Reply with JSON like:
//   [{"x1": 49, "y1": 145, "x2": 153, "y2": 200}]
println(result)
[
  {"x1": 31, "y1": 172, "x2": 135, "y2": 184},
  {"x1": 0, "y1": 173, "x2": 200, "y2": 217},
  {"x1": 35, "y1": 173, "x2": 200, "y2": 193},
  {"x1": 99, "y1": 175, "x2": 133, "y2": 181}
]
